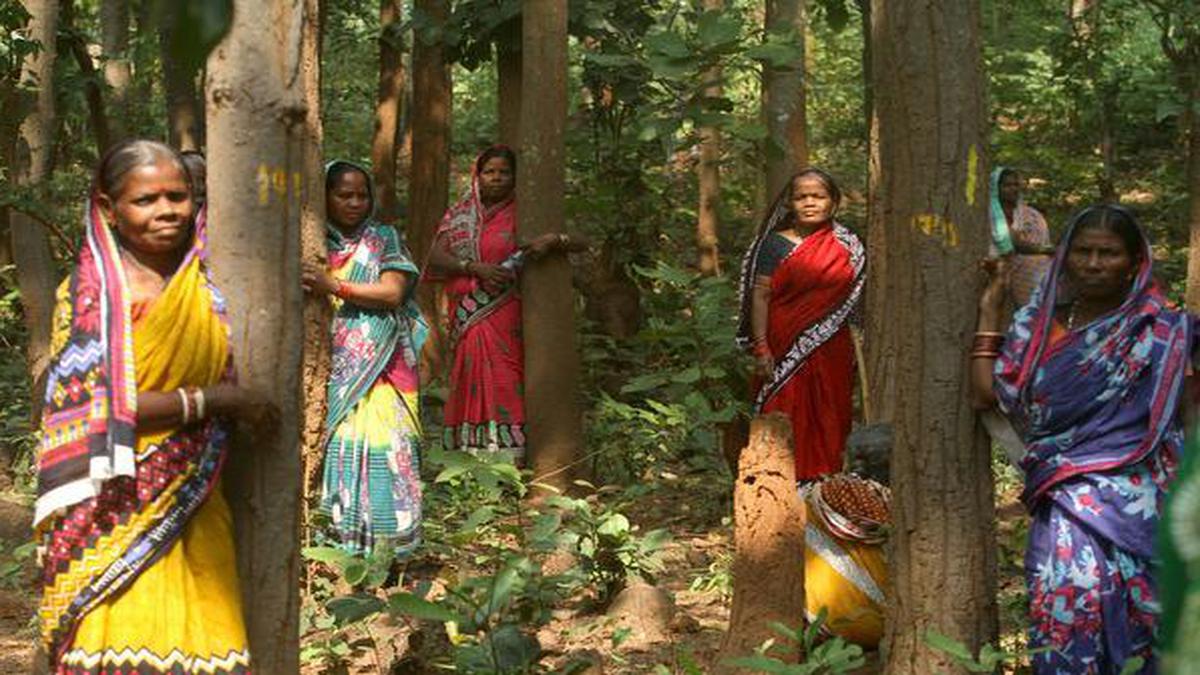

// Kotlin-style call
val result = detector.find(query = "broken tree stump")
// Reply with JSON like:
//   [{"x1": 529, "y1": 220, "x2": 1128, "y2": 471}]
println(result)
[{"x1": 716, "y1": 414, "x2": 806, "y2": 671}]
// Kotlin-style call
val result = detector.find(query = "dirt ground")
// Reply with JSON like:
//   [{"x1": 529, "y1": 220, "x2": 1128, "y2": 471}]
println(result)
[{"x1": 0, "y1": 465, "x2": 1028, "y2": 674}]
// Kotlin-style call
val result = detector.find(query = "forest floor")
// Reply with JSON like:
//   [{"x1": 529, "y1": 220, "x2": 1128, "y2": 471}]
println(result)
[{"x1": 0, "y1": 457, "x2": 1029, "y2": 674}]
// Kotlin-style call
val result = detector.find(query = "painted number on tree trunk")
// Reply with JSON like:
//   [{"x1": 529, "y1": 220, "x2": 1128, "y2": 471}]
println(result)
[
  {"x1": 257, "y1": 164, "x2": 303, "y2": 206},
  {"x1": 911, "y1": 214, "x2": 959, "y2": 248}
]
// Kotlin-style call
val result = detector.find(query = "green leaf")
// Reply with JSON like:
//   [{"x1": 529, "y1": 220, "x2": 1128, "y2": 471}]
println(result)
[
  {"x1": 1119, "y1": 657, "x2": 1146, "y2": 675},
  {"x1": 342, "y1": 559, "x2": 368, "y2": 586},
  {"x1": 644, "y1": 30, "x2": 690, "y2": 59},
  {"x1": 923, "y1": 630, "x2": 975, "y2": 662},
  {"x1": 696, "y1": 12, "x2": 741, "y2": 50},
  {"x1": 721, "y1": 655, "x2": 797, "y2": 673},
  {"x1": 597, "y1": 513, "x2": 631, "y2": 538},
  {"x1": 387, "y1": 591, "x2": 458, "y2": 623},
  {"x1": 485, "y1": 563, "x2": 524, "y2": 617},
  {"x1": 459, "y1": 505, "x2": 497, "y2": 534},
  {"x1": 671, "y1": 365, "x2": 702, "y2": 384},
  {"x1": 326, "y1": 593, "x2": 384, "y2": 625},
  {"x1": 301, "y1": 546, "x2": 352, "y2": 567}
]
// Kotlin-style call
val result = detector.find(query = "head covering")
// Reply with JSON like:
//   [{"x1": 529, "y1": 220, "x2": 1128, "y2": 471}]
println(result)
[
  {"x1": 35, "y1": 199, "x2": 213, "y2": 527},
  {"x1": 988, "y1": 166, "x2": 1016, "y2": 255},
  {"x1": 436, "y1": 145, "x2": 516, "y2": 266},
  {"x1": 993, "y1": 205, "x2": 1193, "y2": 505}
]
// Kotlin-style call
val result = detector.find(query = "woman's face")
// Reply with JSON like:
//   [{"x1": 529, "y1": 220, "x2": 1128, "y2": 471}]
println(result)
[
  {"x1": 790, "y1": 175, "x2": 835, "y2": 229},
  {"x1": 1065, "y1": 226, "x2": 1137, "y2": 304},
  {"x1": 328, "y1": 169, "x2": 370, "y2": 229},
  {"x1": 1000, "y1": 173, "x2": 1022, "y2": 207},
  {"x1": 101, "y1": 160, "x2": 194, "y2": 256},
  {"x1": 478, "y1": 156, "x2": 515, "y2": 204}
]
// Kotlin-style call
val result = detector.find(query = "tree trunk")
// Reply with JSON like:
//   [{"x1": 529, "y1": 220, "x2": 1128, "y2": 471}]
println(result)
[
  {"x1": 299, "y1": 0, "x2": 331, "y2": 544},
  {"x1": 867, "y1": 1, "x2": 997, "y2": 672},
  {"x1": 519, "y1": 0, "x2": 581, "y2": 491},
  {"x1": 1184, "y1": 81, "x2": 1200, "y2": 312},
  {"x1": 159, "y1": 1, "x2": 204, "y2": 151},
  {"x1": 696, "y1": 0, "x2": 722, "y2": 277},
  {"x1": 61, "y1": 0, "x2": 111, "y2": 154},
  {"x1": 497, "y1": 27, "x2": 522, "y2": 147},
  {"x1": 370, "y1": 0, "x2": 405, "y2": 224},
  {"x1": 99, "y1": 0, "x2": 130, "y2": 144},
  {"x1": 762, "y1": 0, "x2": 808, "y2": 199},
  {"x1": 409, "y1": 0, "x2": 451, "y2": 376},
  {"x1": 716, "y1": 414, "x2": 805, "y2": 670},
  {"x1": 12, "y1": 0, "x2": 60, "y2": 391},
  {"x1": 205, "y1": 0, "x2": 320, "y2": 669}
]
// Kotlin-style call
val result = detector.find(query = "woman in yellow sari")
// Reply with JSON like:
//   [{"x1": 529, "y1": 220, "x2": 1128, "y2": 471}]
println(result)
[{"x1": 34, "y1": 140, "x2": 271, "y2": 673}]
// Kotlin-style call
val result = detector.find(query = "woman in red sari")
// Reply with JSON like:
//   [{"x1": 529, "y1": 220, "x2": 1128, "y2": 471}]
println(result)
[
  {"x1": 736, "y1": 168, "x2": 866, "y2": 479},
  {"x1": 426, "y1": 146, "x2": 577, "y2": 463}
]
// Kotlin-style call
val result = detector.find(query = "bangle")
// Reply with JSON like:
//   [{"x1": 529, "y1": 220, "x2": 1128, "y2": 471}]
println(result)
[
  {"x1": 333, "y1": 280, "x2": 351, "y2": 300},
  {"x1": 177, "y1": 388, "x2": 191, "y2": 425},
  {"x1": 558, "y1": 233, "x2": 569, "y2": 248},
  {"x1": 971, "y1": 352, "x2": 1000, "y2": 360},
  {"x1": 459, "y1": 259, "x2": 472, "y2": 275},
  {"x1": 974, "y1": 331, "x2": 1004, "y2": 338},
  {"x1": 192, "y1": 387, "x2": 206, "y2": 421},
  {"x1": 752, "y1": 341, "x2": 771, "y2": 358}
]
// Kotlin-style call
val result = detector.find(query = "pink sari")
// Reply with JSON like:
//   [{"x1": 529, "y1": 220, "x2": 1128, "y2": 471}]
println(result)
[{"x1": 433, "y1": 167, "x2": 526, "y2": 460}]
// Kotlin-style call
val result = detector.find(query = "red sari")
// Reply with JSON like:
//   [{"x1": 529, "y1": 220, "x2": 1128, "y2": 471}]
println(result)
[
  {"x1": 434, "y1": 170, "x2": 527, "y2": 460},
  {"x1": 737, "y1": 220, "x2": 865, "y2": 480}
]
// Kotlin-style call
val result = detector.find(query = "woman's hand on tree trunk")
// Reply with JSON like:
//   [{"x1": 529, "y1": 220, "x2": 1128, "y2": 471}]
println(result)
[{"x1": 301, "y1": 261, "x2": 339, "y2": 296}]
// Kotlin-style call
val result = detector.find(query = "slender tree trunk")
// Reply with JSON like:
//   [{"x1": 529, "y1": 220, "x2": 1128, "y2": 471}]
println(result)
[
  {"x1": 99, "y1": 0, "x2": 130, "y2": 144},
  {"x1": 299, "y1": 0, "x2": 330, "y2": 542},
  {"x1": 762, "y1": 0, "x2": 808, "y2": 199},
  {"x1": 497, "y1": 28, "x2": 522, "y2": 147},
  {"x1": 696, "y1": 0, "x2": 723, "y2": 277},
  {"x1": 12, "y1": 0, "x2": 60, "y2": 390},
  {"x1": 159, "y1": 2, "x2": 204, "y2": 151},
  {"x1": 520, "y1": 0, "x2": 580, "y2": 491},
  {"x1": 205, "y1": 0, "x2": 320, "y2": 669},
  {"x1": 409, "y1": 0, "x2": 451, "y2": 376},
  {"x1": 61, "y1": 0, "x2": 111, "y2": 154},
  {"x1": 868, "y1": 1, "x2": 997, "y2": 672},
  {"x1": 371, "y1": 0, "x2": 405, "y2": 224},
  {"x1": 1184, "y1": 81, "x2": 1200, "y2": 311}
]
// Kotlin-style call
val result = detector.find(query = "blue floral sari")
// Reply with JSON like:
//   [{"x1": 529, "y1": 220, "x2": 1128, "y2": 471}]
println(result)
[{"x1": 994, "y1": 209, "x2": 1194, "y2": 674}]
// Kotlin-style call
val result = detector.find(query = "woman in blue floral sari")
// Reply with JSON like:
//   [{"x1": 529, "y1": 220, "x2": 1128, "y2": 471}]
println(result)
[
  {"x1": 971, "y1": 205, "x2": 1196, "y2": 674},
  {"x1": 302, "y1": 160, "x2": 427, "y2": 556}
]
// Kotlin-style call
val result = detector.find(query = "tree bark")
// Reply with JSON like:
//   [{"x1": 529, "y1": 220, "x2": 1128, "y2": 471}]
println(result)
[
  {"x1": 762, "y1": 0, "x2": 808, "y2": 200},
  {"x1": 519, "y1": 0, "x2": 581, "y2": 491},
  {"x1": 696, "y1": 0, "x2": 722, "y2": 277},
  {"x1": 497, "y1": 25, "x2": 522, "y2": 147},
  {"x1": 1187, "y1": 84, "x2": 1200, "y2": 311},
  {"x1": 409, "y1": 0, "x2": 451, "y2": 376},
  {"x1": 371, "y1": 0, "x2": 405, "y2": 224},
  {"x1": 159, "y1": 1, "x2": 204, "y2": 151},
  {"x1": 99, "y1": 0, "x2": 130, "y2": 144},
  {"x1": 299, "y1": 0, "x2": 331, "y2": 543},
  {"x1": 716, "y1": 414, "x2": 805, "y2": 671},
  {"x1": 12, "y1": 0, "x2": 60, "y2": 390},
  {"x1": 205, "y1": 0, "x2": 319, "y2": 669},
  {"x1": 61, "y1": 0, "x2": 111, "y2": 154},
  {"x1": 867, "y1": 1, "x2": 997, "y2": 672}
]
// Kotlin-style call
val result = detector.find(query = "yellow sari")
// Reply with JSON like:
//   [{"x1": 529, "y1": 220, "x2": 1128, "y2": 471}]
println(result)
[{"x1": 36, "y1": 212, "x2": 250, "y2": 673}]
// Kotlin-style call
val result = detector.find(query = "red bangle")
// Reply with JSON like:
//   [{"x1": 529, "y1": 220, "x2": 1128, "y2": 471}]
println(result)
[
  {"x1": 752, "y1": 341, "x2": 771, "y2": 358},
  {"x1": 333, "y1": 279, "x2": 350, "y2": 299}
]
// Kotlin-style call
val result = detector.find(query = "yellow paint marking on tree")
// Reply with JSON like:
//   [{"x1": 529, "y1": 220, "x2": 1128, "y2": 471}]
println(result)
[
  {"x1": 911, "y1": 214, "x2": 959, "y2": 248},
  {"x1": 966, "y1": 145, "x2": 978, "y2": 206},
  {"x1": 256, "y1": 163, "x2": 304, "y2": 206}
]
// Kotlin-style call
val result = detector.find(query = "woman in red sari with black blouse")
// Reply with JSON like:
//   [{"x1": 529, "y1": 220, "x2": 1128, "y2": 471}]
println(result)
[{"x1": 736, "y1": 168, "x2": 866, "y2": 480}]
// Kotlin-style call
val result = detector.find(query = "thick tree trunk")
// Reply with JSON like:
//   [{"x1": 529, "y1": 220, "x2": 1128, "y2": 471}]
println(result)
[
  {"x1": 409, "y1": 0, "x2": 451, "y2": 376},
  {"x1": 371, "y1": 0, "x2": 405, "y2": 224},
  {"x1": 99, "y1": 0, "x2": 130, "y2": 144},
  {"x1": 205, "y1": 1, "x2": 319, "y2": 670},
  {"x1": 159, "y1": 2, "x2": 204, "y2": 151},
  {"x1": 497, "y1": 29, "x2": 522, "y2": 147},
  {"x1": 520, "y1": 0, "x2": 581, "y2": 491},
  {"x1": 696, "y1": 0, "x2": 722, "y2": 277},
  {"x1": 868, "y1": 1, "x2": 997, "y2": 672},
  {"x1": 12, "y1": 0, "x2": 60, "y2": 389},
  {"x1": 762, "y1": 0, "x2": 808, "y2": 199},
  {"x1": 716, "y1": 414, "x2": 805, "y2": 670}
]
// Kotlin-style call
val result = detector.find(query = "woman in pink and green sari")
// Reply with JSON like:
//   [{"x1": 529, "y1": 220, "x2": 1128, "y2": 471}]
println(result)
[{"x1": 426, "y1": 145, "x2": 577, "y2": 463}]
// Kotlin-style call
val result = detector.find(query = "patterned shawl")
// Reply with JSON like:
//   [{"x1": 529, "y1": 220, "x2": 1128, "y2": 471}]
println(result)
[
  {"x1": 993, "y1": 207, "x2": 1193, "y2": 506},
  {"x1": 324, "y1": 160, "x2": 426, "y2": 436},
  {"x1": 34, "y1": 199, "x2": 154, "y2": 527},
  {"x1": 735, "y1": 177, "x2": 866, "y2": 412}
]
